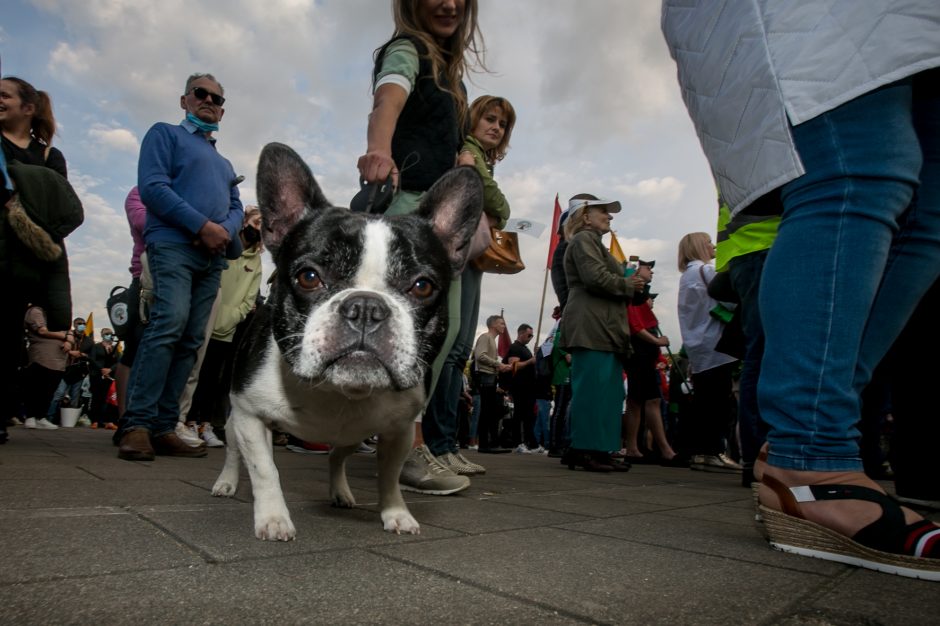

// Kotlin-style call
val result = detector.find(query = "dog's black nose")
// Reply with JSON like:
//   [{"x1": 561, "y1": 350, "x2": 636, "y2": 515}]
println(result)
[{"x1": 340, "y1": 293, "x2": 390, "y2": 334}]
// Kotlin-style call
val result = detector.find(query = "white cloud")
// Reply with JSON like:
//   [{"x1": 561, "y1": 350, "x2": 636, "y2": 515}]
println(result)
[
  {"x1": 11, "y1": 0, "x2": 719, "y2": 345},
  {"x1": 88, "y1": 125, "x2": 139, "y2": 153}
]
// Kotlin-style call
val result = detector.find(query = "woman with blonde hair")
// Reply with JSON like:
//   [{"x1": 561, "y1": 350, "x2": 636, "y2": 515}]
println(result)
[
  {"x1": 676, "y1": 232, "x2": 740, "y2": 472},
  {"x1": 560, "y1": 194, "x2": 644, "y2": 472}
]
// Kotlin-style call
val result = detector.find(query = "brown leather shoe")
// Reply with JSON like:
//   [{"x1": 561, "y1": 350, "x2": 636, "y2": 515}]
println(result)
[
  {"x1": 152, "y1": 432, "x2": 208, "y2": 457},
  {"x1": 118, "y1": 429, "x2": 155, "y2": 461}
]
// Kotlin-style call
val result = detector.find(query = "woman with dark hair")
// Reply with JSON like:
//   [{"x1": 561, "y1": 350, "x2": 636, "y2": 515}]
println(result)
[
  {"x1": 1, "y1": 76, "x2": 66, "y2": 177},
  {"x1": 560, "y1": 194, "x2": 644, "y2": 472},
  {"x1": 1, "y1": 77, "x2": 78, "y2": 440}
]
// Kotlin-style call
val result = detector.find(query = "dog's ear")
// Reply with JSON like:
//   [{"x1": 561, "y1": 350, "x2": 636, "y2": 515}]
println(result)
[
  {"x1": 415, "y1": 166, "x2": 484, "y2": 276},
  {"x1": 256, "y1": 142, "x2": 331, "y2": 257}
]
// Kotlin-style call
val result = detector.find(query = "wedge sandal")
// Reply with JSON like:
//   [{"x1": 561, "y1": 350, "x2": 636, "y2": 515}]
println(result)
[{"x1": 757, "y1": 473, "x2": 940, "y2": 581}]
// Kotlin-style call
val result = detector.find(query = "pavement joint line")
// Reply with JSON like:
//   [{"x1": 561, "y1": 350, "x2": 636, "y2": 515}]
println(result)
[
  {"x1": 756, "y1": 568, "x2": 857, "y2": 626},
  {"x1": 367, "y1": 548, "x2": 609, "y2": 625},
  {"x1": 551, "y1": 522, "x2": 837, "y2": 578},
  {"x1": 0, "y1": 506, "x2": 128, "y2": 519},
  {"x1": 75, "y1": 465, "x2": 107, "y2": 480},
  {"x1": 127, "y1": 506, "x2": 222, "y2": 565},
  {"x1": 0, "y1": 562, "x2": 211, "y2": 588}
]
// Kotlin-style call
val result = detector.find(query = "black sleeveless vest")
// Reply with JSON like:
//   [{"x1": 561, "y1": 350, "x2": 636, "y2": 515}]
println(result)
[{"x1": 373, "y1": 36, "x2": 462, "y2": 192}]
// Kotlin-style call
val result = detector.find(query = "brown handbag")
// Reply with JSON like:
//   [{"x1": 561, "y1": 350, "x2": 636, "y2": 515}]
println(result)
[{"x1": 471, "y1": 226, "x2": 525, "y2": 274}]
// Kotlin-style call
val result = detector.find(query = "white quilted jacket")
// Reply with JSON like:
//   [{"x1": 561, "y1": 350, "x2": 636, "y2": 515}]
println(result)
[{"x1": 662, "y1": 0, "x2": 940, "y2": 216}]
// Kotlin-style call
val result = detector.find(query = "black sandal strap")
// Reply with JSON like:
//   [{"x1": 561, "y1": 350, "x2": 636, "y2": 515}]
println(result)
[{"x1": 800, "y1": 484, "x2": 908, "y2": 553}]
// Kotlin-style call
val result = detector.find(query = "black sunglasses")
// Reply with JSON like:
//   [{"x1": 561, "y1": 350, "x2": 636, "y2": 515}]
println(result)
[{"x1": 188, "y1": 86, "x2": 225, "y2": 106}]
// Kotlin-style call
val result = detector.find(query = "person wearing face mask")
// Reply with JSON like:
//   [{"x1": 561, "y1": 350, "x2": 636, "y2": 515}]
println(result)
[
  {"x1": 187, "y1": 206, "x2": 263, "y2": 447},
  {"x1": 44, "y1": 317, "x2": 95, "y2": 424},
  {"x1": 88, "y1": 328, "x2": 119, "y2": 430}
]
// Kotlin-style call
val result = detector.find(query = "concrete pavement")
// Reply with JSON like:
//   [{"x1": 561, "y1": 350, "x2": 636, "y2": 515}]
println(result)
[{"x1": 1, "y1": 427, "x2": 937, "y2": 624}]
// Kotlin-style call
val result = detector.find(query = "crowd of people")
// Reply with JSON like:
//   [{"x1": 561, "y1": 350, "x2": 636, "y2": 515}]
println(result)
[{"x1": 1, "y1": 0, "x2": 937, "y2": 581}]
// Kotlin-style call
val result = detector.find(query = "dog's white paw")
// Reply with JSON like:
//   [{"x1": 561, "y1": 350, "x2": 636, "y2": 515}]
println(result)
[
  {"x1": 254, "y1": 515, "x2": 296, "y2": 541},
  {"x1": 381, "y1": 507, "x2": 420, "y2": 535},
  {"x1": 211, "y1": 479, "x2": 238, "y2": 497}
]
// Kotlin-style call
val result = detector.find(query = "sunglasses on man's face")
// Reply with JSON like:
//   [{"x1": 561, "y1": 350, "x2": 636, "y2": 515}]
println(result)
[{"x1": 188, "y1": 86, "x2": 225, "y2": 106}]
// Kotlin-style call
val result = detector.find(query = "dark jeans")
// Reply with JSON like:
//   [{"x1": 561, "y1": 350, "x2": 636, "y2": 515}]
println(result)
[
  {"x1": 728, "y1": 249, "x2": 769, "y2": 467},
  {"x1": 510, "y1": 390, "x2": 537, "y2": 449},
  {"x1": 422, "y1": 266, "x2": 482, "y2": 456},
  {"x1": 123, "y1": 243, "x2": 224, "y2": 437},
  {"x1": 477, "y1": 374, "x2": 501, "y2": 450},
  {"x1": 689, "y1": 362, "x2": 735, "y2": 456}
]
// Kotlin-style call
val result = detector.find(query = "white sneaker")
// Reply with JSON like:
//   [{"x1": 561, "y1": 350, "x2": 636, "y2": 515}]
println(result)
[
  {"x1": 175, "y1": 422, "x2": 204, "y2": 447},
  {"x1": 35, "y1": 418, "x2": 59, "y2": 430},
  {"x1": 23, "y1": 417, "x2": 37, "y2": 428},
  {"x1": 356, "y1": 441, "x2": 376, "y2": 454},
  {"x1": 201, "y1": 424, "x2": 225, "y2": 448},
  {"x1": 399, "y1": 445, "x2": 470, "y2": 495},
  {"x1": 531, "y1": 445, "x2": 548, "y2": 455},
  {"x1": 9, "y1": 417, "x2": 23, "y2": 426},
  {"x1": 513, "y1": 443, "x2": 531, "y2": 454}
]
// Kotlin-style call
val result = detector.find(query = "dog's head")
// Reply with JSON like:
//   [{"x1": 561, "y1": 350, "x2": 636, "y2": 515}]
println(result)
[{"x1": 256, "y1": 143, "x2": 482, "y2": 399}]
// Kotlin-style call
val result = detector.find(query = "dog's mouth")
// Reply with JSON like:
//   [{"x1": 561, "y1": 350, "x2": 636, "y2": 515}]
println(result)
[{"x1": 319, "y1": 349, "x2": 397, "y2": 398}]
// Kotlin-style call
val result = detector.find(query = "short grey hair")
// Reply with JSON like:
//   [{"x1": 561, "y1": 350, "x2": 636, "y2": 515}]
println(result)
[{"x1": 184, "y1": 73, "x2": 224, "y2": 95}]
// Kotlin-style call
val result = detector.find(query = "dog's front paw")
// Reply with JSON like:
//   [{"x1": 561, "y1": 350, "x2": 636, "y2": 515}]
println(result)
[
  {"x1": 331, "y1": 489, "x2": 356, "y2": 509},
  {"x1": 211, "y1": 479, "x2": 238, "y2": 497},
  {"x1": 381, "y1": 507, "x2": 420, "y2": 535},
  {"x1": 254, "y1": 514, "x2": 296, "y2": 541}
]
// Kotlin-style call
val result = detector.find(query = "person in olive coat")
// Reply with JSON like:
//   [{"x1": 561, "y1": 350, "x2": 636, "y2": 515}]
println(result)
[{"x1": 560, "y1": 194, "x2": 644, "y2": 472}]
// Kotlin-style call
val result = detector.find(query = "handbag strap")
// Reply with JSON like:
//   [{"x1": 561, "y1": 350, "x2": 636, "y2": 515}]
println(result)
[{"x1": 698, "y1": 264, "x2": 711, "y2": 287}]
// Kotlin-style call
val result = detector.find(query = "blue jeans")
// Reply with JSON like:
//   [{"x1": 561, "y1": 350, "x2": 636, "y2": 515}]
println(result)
[
  {"x1": 46, "y1": 377, "x2": 84, "y2": 419},
  {"x1": 123, "y1": 243, "x2": 224, "y2": 437},
  {"x1": 534, "y1": 399, "x2": 551, "y2": 447},
  {"x1": 759, "y1": 73, "x2": 940, "y2": 471},
  {"x1": 423, "y1": 265, "x2": 481, "y2": 456},
  {"x1": 728, "y1": 249, "x2": 768, "y2": 467}
]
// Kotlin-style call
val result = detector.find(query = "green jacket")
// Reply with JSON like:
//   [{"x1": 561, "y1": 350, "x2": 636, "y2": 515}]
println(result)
[
  {"x1": 560, "y1": 229, "x2": 635, "y2": 354},
  {"x1": 212, "y1": 245, "x2": 263, "y2": 342},
  {"x1": 461, "y1": 135, "x2": 510, "y2": 229}
]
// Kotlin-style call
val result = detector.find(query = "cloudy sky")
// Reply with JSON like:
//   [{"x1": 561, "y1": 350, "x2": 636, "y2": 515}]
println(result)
[{"x1": 2, "y1": 0, "x2": 718, "y2": 345}]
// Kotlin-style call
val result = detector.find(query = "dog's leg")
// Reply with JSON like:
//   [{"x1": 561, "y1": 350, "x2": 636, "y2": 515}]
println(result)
[
  {"x1": 328, "y1": 444, "x2": 357, "y2": 508},
  {"x1": 211, "y1": 434, "x2": 242, "y2": 497},
  {"x1": 377, "y1": 425, "x2": 420, "y2": 534},
  {"x1": 229, "y1": 411, "x2": 296, "y2": 541}
]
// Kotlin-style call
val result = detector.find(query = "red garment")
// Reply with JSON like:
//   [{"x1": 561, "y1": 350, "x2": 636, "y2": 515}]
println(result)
[{"x1": 627, "y1": 300, "x2": 658, "y2": 335}]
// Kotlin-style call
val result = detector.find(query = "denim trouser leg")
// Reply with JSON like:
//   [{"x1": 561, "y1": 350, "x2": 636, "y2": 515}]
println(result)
[
  {"x1": 123, "y1": 243, "x2": 223, "y2": 437},
  {"x1": 46, "y1": 379, "x2": 68, "y2": 419},
  {"x1": 728, "y1": 249, "x2": 768, "y2": 467},
  {"x1": 759, "y1": 76, "x2": 940, "y2": 471},
  {"x1": 423, "y1": 266, "x2": 480, "y2": 455}
]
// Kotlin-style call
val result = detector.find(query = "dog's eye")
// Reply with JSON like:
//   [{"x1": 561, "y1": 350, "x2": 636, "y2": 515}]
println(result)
[
  {"x1": 409, "y1": 278, "x2": 435, "y2": 299},
  {"x1": 296, "y1": 269, "x2": 324, "y2": 291}
]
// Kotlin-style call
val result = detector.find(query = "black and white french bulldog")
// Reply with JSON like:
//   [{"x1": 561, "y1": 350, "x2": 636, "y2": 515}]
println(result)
[{"x1": 211, "y1": 143, "x2": 482, "y2": 540}]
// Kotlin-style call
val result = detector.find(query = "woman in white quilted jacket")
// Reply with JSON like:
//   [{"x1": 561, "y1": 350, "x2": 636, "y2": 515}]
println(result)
[{"x1": 662, "y1": 1, "x2": 940, "y2": 579}]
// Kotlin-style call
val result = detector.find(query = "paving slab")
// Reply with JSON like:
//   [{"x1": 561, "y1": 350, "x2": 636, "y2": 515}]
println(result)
[{"x1": 1, "y1": 427, "x2": 937, "y2": 624}]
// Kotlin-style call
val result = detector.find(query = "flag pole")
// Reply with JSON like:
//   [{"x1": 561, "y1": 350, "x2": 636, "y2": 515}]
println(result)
[{"x1": 534, "y1": 268, "x2": 550, "y2": 345}]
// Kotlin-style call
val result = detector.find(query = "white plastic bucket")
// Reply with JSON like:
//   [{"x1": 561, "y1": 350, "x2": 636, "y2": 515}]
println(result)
[{"x1": 60, "y1": 407, "x2": 81, "y2": 428}]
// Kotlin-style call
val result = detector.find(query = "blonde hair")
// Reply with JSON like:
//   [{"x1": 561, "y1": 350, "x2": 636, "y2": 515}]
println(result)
[
  {"x1": 384, "y1": 0, "x2": 486, "y2": 128},
  {"x1": 468, "y1": 95, "x2": 516, "y2": 164},
  {"x1": 677, "y1": 232, "x2": 713, "y2": 271}
]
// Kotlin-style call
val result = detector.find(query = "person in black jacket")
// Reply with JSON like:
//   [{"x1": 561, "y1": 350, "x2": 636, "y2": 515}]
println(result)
[{"x1": 88, "y1": 329, "x2": 119, "y2": 430}]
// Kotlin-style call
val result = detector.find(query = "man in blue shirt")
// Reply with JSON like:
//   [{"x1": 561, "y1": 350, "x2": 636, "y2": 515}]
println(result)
[{"x1": 119, "y1": 73, "x2": 244, "y2": 461}]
